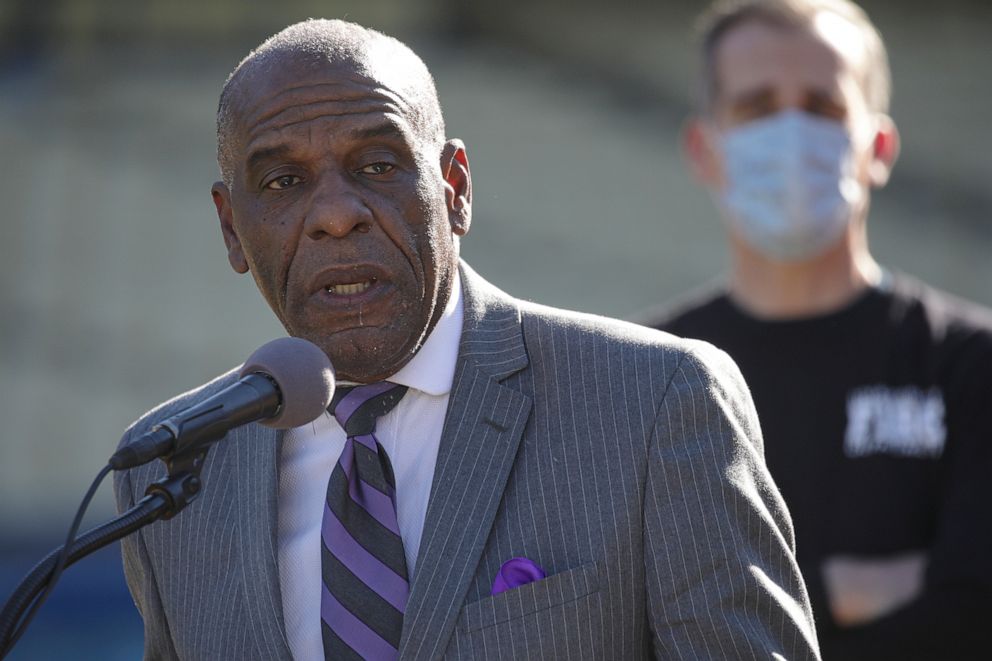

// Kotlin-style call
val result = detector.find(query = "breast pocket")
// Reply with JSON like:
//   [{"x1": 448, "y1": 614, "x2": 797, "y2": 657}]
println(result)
[{"x1": 458, "y1": 561, "x2": 602, "y2": 660}]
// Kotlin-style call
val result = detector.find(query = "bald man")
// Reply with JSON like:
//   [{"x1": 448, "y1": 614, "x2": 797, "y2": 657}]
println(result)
[{"x1": 115, "y1": 20, "x2": 819, "y2": 660}]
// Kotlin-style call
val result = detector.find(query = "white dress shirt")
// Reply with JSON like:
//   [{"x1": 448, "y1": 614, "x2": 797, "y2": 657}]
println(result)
[{"x1": 278, "y1": 277, "x2": 463, "y2": 661}]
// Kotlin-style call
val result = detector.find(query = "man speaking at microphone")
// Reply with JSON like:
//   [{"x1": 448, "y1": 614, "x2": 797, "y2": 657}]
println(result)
[{"x1": 114, "y1": 19, "x2": 819, "y2": 660}]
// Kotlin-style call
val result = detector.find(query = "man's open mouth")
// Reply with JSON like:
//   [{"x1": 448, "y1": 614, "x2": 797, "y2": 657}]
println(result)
[{"x1": 325, "y1": 277, "x2": 377, "y2": 295}]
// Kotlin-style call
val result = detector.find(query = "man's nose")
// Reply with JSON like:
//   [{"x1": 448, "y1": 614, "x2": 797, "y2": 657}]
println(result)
[{"x1": 303, "y1": 172, "x2": 374, "y2": 239}]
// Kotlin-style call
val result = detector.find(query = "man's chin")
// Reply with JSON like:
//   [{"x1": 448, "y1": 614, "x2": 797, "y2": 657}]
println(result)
[
  {"x1": 329, "y1": 356, "x2": 416, "y2": 384},
  {"x1": 310, "y1": 330, "x2": 420, "y2": 383}
]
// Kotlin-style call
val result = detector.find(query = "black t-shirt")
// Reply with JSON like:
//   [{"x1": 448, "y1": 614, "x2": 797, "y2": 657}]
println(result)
[{"x1": 646, "y1": 273, "x2": 992, "y2": 660}]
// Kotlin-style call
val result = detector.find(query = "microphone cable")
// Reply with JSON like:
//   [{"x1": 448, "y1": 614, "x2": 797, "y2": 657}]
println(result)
[{"x1": 0, "y1": 463, "x2": 112, "y2": 658}]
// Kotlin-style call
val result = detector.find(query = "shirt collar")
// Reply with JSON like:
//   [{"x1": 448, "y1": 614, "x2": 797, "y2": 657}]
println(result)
[{"x1": 383, "y1": 274, "x2": 463, "y2": 397}]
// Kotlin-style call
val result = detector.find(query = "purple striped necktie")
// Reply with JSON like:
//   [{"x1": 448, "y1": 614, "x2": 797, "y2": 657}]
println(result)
[{"x1": 322, "y1": 382, "x2": 409, "y2": 661}]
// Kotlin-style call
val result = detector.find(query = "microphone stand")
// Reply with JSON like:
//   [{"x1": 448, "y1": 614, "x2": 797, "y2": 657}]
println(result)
[{"x1": 0, "y1": 445, "x2": 210, "y2": 657}]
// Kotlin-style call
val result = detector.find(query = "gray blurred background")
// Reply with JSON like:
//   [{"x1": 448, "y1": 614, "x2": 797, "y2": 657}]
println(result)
[{"x1": 0, "y1": 0, "x2": 989, "y2": 657}]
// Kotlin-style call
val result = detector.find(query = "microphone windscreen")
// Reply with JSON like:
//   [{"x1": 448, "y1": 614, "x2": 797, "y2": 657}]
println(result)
[{"x1": 239, "y1": 337, "x2": 335, "y2": 428}]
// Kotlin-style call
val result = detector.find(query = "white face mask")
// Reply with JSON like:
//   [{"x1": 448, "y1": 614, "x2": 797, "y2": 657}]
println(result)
[{"x1": 718, "y1": 109, "x2": 863, "y2": 262}]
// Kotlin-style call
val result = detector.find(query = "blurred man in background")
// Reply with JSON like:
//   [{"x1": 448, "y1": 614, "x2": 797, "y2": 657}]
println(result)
[{"x1": 641, "y1": 0, "x2": 992, "y2": 658}]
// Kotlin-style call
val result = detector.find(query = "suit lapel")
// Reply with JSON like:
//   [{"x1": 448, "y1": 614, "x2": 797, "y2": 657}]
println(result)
[
  {"x1": 231, "y1": 423, "x2": 294, "y2": 659},
  {"x1": 399, "y1": 263, "x2": 532, "y2": 660}
]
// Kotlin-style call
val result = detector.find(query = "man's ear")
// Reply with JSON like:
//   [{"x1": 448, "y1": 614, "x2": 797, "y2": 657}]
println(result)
[
  {"x1": 441, "y1": 139, "x2": 471, "y2": 236},
  {"x1": 682, "y1": 117, "x2": 724, "y2": 188},
  {"x1": 868, "y1": 114, "x2": 900, "y2": 188},
  {"x1": 211, "y1": 181, "x2": 249, "y2": 274}
]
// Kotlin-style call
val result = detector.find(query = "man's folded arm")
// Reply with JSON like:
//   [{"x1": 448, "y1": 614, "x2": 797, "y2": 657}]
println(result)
[{"x1": 820, "y1": 350, "x2": 992, "y2": 660}]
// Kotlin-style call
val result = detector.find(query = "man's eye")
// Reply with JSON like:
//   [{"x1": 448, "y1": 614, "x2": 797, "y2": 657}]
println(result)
[
  {"x1": 265, "y1": 175, "x2": 301, "y2": 190},
  {"x1": 359, "y1": 162, "x2": 395, "y2": 176},
  {"x1": 809, "y1": 103, "x2": 847, "y2": 121},
  {"x1": 805, "y1": 94, "x2": 848, "y2": 121},
  {"x1": 732, "y1": 100, "x2": 777, "y2": 123}
]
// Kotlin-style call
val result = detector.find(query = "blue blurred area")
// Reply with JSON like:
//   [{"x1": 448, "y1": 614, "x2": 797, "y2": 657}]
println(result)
[{"x1": 0, "y1": 541, "x2": 142, "y2": 660}]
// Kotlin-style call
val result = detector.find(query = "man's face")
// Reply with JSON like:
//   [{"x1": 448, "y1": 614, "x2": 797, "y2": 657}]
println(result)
[
  {"x1": 682, "y1": 14, "x2": 899, "y2": 264},
  {"x1": 702, "y1": 15, "x2": 885, "y2": 189},
  {"x1": 212, "y1": 55, "x2": 470, "y2": 382}
]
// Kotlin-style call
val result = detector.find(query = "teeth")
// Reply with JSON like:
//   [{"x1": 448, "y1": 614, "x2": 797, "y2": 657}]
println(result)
[{"x1": 326, "y1": 280, "x2": 373, "y2": 295}]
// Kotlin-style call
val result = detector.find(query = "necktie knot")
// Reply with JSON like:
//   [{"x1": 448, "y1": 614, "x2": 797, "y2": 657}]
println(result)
[{"x1": 329, "y1": 382, "x2": 408, "y2": 436}]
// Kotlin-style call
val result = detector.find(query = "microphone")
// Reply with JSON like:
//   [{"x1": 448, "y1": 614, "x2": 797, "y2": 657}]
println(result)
[{"x1": 109, "y1": 337, "x2": 335, "y2": 470}]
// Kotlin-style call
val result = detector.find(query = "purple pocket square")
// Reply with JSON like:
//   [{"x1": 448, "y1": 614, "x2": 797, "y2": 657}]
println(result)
[{"x1": 491, "y1": 557, "x2": 546, "y2": 595}]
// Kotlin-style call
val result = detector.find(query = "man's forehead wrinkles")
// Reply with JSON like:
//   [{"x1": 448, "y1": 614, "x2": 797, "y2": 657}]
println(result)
[
  {"x1": 245, "y1": 81, "x2": 352, "y2": 122},
  {"x1": 244, "y1": 112, "x2": 410, "y2": 157},
  {"x1": 243, "y1": 74, "x2": 413, "y2": 124},
  {"x1": 245, "y1": 101, "x2": 408, "y2": 146}
]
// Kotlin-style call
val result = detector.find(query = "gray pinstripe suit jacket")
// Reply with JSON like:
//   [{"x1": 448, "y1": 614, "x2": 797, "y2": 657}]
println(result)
[{"x1": 115, "y1": 263, "x2": 820, "y2": 660}]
